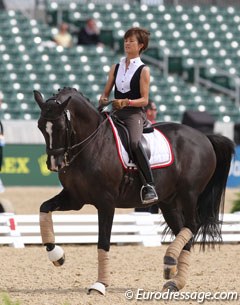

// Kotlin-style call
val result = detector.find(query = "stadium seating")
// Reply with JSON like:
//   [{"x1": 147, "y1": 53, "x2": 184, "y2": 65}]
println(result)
[
  {"x1": 0, "y1": 5, "x2": 240, "y2": 123},
  {"x1": 45, "y1": 2, "x2": 240, "y2": 122},
  {"x1": 0, "y1": 10, "x2": 117, "y2": 119}
]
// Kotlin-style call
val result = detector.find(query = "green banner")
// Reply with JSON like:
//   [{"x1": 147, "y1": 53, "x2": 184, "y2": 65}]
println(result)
[{"x1": 0, "y1": 144, "x2": 59, "y2": 186}]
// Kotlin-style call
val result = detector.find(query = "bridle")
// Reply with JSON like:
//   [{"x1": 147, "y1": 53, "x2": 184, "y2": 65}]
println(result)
[
  {"x1": 41, "y1": 101, "x2": 114, "y2": 167},
  {"x1": 44, "y1": 110, "x2": 73, "y2": 161}
]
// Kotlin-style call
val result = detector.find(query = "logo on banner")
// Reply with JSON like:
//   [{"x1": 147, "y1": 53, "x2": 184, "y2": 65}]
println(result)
[
  {"x1": 227, "y1": 145, "x2": 240, "y2": 187},
  {"x1": 38, "y1": 154, "x2": 51, "y2": 176}
]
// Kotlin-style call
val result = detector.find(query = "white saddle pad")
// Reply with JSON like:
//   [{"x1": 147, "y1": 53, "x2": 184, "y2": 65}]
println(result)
[{"x1": 108, "y1": 116, "x2": 174, "y2": 170}]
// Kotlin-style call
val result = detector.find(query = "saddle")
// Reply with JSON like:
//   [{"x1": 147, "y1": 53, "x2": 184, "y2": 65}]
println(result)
[
  {"x1": 111, "y1": 115, "x2": 153, "y2": 162},
  {"x1": 105, "y1": 113, "x2": 174, "y2": 170}
]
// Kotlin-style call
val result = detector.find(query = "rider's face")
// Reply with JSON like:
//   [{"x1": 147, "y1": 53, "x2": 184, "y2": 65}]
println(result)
[{"x1": 124, "y1": 35, "x2": 143, "y2": 55}]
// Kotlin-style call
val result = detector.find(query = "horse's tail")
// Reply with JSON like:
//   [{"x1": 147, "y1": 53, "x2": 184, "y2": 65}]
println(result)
[{"x1": 196, "y1": 134, "x2": 235, "y2": 249}]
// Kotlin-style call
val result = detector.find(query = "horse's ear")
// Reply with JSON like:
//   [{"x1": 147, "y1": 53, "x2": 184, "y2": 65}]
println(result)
[
  {"x1": 33, "y1": 90, "x2": 44, "y2": 109},
  {"x1": 60, "y1": 96, "x2": 71, "y2": 111}
]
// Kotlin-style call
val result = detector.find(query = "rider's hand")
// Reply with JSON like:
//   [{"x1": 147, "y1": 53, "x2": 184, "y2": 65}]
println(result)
[
  {"x1": 112, "y1": 99, "x2": 129, "y2": 110},
  {"x1": 99, "y1": 97, "x2": 108, "y2": 106}
]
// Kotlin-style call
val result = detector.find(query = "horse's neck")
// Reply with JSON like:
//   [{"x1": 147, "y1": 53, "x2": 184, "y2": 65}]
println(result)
[{"x1": 71, "y1": 101, "x2": 101, "y2": 141}]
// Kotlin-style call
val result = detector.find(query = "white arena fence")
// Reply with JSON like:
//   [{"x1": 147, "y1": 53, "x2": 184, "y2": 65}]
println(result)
[{"x1": 0, "y1": 212, "x2": 240, "y2": 248}]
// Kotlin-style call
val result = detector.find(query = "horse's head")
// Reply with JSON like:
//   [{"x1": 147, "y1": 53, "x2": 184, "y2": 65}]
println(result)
[{"x1": 34, "y1": 90, "x2": 72, "y2": 172}]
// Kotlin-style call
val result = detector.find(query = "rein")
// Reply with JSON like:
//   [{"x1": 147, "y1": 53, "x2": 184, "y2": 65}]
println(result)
[
  {"x1": 62, "y1": 101, "x2": 115, "y2": 167},
  {"x1": 65, "y1": 115, "x2": 109, "y2": 166}
]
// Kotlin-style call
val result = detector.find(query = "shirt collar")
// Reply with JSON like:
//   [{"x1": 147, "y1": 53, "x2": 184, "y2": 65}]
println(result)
[{"x1": 120, "y1": 56, "x2": 142, "y2": 66}]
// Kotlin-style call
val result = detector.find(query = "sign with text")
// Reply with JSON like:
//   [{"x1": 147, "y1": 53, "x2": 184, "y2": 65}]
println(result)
[
  {"x1": 227, "y1": 145, "x2": 240, "y2": 188},
  {"x1": 0, "y1": 144, "x2": 59, "y2": 186}
]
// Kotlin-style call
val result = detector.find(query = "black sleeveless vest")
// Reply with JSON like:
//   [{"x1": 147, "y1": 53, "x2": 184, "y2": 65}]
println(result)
[{"x1": 114, "y1": 63, "x2": 145, "y2": 100}]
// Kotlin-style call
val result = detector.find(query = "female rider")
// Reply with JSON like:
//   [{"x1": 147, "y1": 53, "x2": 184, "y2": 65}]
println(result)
[{"x1": 99, "y1": 27, "x2": 158, "y2": 204}]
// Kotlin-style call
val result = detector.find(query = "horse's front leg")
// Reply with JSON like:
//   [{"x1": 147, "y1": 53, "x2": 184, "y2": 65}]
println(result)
[
  {"x1": 88, "y1": 206, "x2": 115, "y2": 296},
  {"x1": 39, "y1": 189, "x2": 82, "y2": 267},
  {"x1": 40, "y1": 210, "x2": 65, "y2": 266}
]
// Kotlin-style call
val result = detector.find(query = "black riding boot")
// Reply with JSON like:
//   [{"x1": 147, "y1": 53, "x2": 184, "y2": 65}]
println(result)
[{"x1": 133, "y1": 142, "x2": 158, "y2": 204}]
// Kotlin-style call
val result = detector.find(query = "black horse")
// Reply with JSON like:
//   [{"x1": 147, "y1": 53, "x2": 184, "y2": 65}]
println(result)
[{"x1": 34, "y1": 88, "x2": 234, "y2": 295}]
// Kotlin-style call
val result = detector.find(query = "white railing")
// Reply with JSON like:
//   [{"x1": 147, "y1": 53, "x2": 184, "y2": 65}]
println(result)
[{"x1": 1, "y1": 212, "x2": 240, "y2": 248}]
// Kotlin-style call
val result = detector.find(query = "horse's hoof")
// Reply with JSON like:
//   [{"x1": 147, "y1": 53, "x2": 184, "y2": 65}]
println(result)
[
  {"x1": 162, "y1": 281, "x2": 179, "y2": 292},
  {"x1": 88, "y1": 282, "x2": 106, "y2": 296},
  {"x1": 47, "y1": 245, "x2": 65, "y2": 267},
  {"x1": 52, "y1": 253, "x2": 65, "y2": 266},
  {"x1": 164, "y1": 264, "x2": 177, "y2": 279},
  {"x1": 163, "y1": 256, "x2": 177, "y2": 279}
]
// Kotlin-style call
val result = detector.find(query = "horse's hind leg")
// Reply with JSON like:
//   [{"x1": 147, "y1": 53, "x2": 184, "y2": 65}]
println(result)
[
  {"x1": 164, "y1": 227, "x2": 192, "y2": 275},
  {"x1": 160, "y1": 203, "x2": 193, "y2": 291},
  {"x1": 163, "y1": 248, "x2": 191, "y2": 291},
  {"x1": 161, "y1": 188, "x2": 201, "y2": 292}
]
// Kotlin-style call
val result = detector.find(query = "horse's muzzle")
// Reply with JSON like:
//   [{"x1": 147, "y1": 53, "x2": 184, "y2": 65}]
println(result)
[
  {"x1": 46, "y1": 147, "x2": 67, "y2": 171},
  {"x1": 47, "y1": 155, "x2": 66, "y2": 171}
]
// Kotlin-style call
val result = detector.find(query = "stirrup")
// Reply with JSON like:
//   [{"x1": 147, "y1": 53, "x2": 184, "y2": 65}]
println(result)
[{"x1": 140, "y1": 184, "x2": 158, "y2": 205}]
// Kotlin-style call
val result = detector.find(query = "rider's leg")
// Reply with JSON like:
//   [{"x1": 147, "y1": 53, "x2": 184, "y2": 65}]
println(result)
[
  {"x1": 133, "y1": 142, "x2": 158, "y2": 204},
  {"x1": 117, "y1": 110, "x2": 158, "y2": 204}
]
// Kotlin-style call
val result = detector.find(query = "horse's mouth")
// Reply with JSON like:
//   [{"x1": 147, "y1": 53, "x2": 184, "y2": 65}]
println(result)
[
  {"x1": 47, "y1": 155, "x2": 66, "y2": 172},
  {"x1": 49, "y1": 167, "x2": 59, "y2": 172}
]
